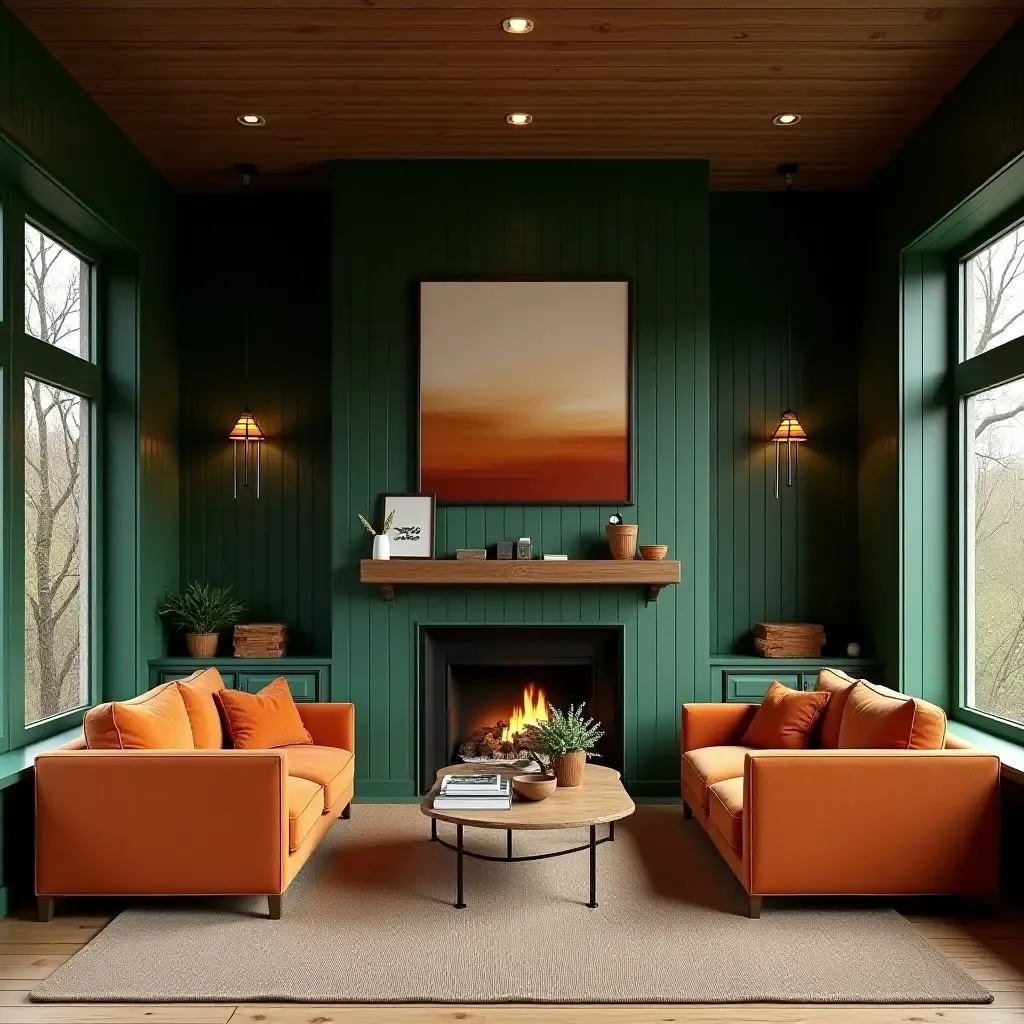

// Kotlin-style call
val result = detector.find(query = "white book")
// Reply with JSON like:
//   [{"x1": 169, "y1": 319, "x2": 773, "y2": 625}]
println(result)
[
  {"x1": 433, "y1": 795, "x2": 513, "y2": 811},
  {"x1": 543, "y1": 554, "x2": 568, "y2": 560},
  {"x1": 440, "y1": 773, "x2": 506, "y2": 795}
]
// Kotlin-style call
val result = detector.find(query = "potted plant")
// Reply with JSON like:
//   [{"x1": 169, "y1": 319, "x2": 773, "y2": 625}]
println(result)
[
  {"x1": 524, "y1": 703, "x2": 604, "y2": 788},
  {"x1": 159, "y1": 582, "x2": 247, "y2": 658}
]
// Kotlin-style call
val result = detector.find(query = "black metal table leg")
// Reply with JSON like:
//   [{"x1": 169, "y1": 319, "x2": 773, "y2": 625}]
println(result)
[
  {"x1": 507, "y1": 829, "x2": 513, "y2": 860},
  {"x1": 609, "y1": 821, "x2": 615, "y2": 842},
  {"x1": 455, "y1": 824, "x2": 466, "y2": 909},
  {"x1": 431, "y1": 818, "x2": 437, "y2": 842},
  {"x1": 587, "y1": 824, "x2": 598, "y2": 908}
]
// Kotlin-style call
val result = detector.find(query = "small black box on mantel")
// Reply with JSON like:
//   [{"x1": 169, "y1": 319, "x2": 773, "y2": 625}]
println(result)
[{"x1": 496, "y1": 541, "x2": 515, "y2": 560}]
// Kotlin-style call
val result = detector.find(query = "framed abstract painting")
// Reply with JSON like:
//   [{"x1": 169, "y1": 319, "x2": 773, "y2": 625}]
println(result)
[{"x1": 418, "y1": 280, "x2": 632, "y2": 504}]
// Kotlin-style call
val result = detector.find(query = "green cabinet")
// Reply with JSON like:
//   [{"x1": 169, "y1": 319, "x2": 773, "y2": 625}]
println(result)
[
  {"x1": 711, "y1": 658, "x2": 883, "y2": 704},
  {"x1": 149, "y1": 658, "x2": 331, "y2": 703}
]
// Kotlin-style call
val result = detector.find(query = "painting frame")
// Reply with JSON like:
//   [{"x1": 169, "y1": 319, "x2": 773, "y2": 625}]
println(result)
[
  {"x1": 380, "y1": 492, "x2": 436, "y2": 559},
  {"x1": 416, "y1": 277, "x2": 635, "y2": 506}
]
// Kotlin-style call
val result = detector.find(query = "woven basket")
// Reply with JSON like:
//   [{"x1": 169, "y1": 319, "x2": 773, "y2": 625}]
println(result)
[
  {"x1": 186, "y1": 632, "x2": 219, "y2": 658},
  {"x1": 606, "y1": 523, "x2": 638, "y2": 560}
]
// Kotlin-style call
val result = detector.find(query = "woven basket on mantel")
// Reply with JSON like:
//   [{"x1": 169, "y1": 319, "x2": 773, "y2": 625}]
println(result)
[{"x1": 606, "y1": 523, "x2": 638, "y2": 560}]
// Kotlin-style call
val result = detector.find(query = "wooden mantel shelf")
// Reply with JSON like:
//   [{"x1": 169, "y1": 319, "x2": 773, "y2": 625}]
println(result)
[{"x1": 360, "y1": 558, "x2": 681, "y2": 604}]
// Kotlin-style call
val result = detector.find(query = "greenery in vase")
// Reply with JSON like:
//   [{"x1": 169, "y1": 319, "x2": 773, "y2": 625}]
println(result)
[
  {"x1": 524, "y1": 703, "x2": 604, "y2": 774},
  {"x1": 159, "y1": 582, "x2": 247, "y2": 635},
  {"x1": 358, "y1": 510, "x2": 395, "y2": 537}
]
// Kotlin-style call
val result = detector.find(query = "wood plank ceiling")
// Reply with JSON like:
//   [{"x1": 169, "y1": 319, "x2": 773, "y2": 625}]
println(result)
[{"x1": 6, "y1": 0, "x2": 1024, "y2": 190}]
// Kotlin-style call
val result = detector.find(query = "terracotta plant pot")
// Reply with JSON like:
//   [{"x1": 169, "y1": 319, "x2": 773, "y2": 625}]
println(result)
[
  {"x1": 186, "y1": 632, "x2": 219, "y2": 658},
  {"x1": 512, "y1": 774, "x2": 557, "y2": 801},
  {"x1": 553, "y1": 751, "x2": 587, "y2": 787},
  {"x1": 639, "y1": 544, "x2": 669, "y2": 560},
  {"x1": 606, "y1": 523, "x2": 638, "y2": 560}
]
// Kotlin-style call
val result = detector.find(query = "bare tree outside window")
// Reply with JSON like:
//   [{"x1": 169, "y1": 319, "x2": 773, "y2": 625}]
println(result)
[
  {"x1": 966, "y1": 224, "x2": 1024, "y2": 726},
  {"x1": 23, "y1": 224, "x2": 91, "y2": 725}
]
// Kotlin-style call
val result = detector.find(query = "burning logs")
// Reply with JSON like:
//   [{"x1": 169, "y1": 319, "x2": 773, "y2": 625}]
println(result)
[{"x1": 458, "y1": 720, "x2": 535, "y2": 760}]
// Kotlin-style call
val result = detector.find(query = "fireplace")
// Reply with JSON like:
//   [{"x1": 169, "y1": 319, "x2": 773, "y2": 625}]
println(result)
[{"x1": 419, "y1": 626, "x2": 622, "y2": 792}]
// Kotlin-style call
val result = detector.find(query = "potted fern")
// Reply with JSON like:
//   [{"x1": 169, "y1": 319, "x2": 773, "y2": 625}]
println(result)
[
  {"x1": 525, "y1": 703, "x2": 604, "y2": 788},
  {"x1": 159, "y1": 582, "x2": 247, "y2": 658}
]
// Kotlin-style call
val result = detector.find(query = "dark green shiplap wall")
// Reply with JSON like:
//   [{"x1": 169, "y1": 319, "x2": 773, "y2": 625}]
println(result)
[
  {"x1": 711, "y1": 192, "x2": 861, "y2": 656},
  {"x1": 860, "y1": 16, "x2": 1024, "y2": 701},
  {"x1": 332, "y1": 160, "x2": 710, "y2": 797},
  {"x1": 177, "y1": 197, "x2": 331, "y2": 655}
]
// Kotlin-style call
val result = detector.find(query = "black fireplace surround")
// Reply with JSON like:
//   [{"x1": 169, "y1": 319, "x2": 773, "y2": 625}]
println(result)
[{"x1": 419, "y1": 626, "x2": 623, "y2": 792}]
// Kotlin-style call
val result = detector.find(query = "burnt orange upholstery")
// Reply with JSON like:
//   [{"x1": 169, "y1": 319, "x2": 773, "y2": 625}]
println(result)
[
  {"x1": 680, "y1": 700, "x2": 1000, "y2": 910},
  {"x1": 84, "y1": 682, "x2": 195, "y2": 750},
  {"x1": 839, "y1": 681, "x2": 947, "y2": 750},
  {"x1": 682, "y1": 702, "x2": 757, "y2": 753},
  {"x1": 814, "y1": 668, "x2": 859, "y2": 748},
  {"x1": 740, "y1": 681, "x2": 830, "y2": 749},
  {"x1": 681, "y1": 745, "x2": 750, "y2": 812},
  {"x1": 288, "y1": 776, "x2": 325, "y2": 851},
  {"x1": 175, "y1": 668, "x2": 226, "y2": 749},
  {"x1": 284, "y1": 745, "x2": 354, "y2": 809},
  {"x1": 35, "y1": 699, "x2": 356, "y2": 917},
  {"x1": 708, "y1": 777, "x2": 743, "y2": 852},
  {"x1": 215, "y1": 678, "x2": 313, "y2": 750}
]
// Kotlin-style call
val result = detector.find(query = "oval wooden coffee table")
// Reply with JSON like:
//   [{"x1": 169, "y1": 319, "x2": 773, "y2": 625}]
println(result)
[{"x1": 421, "y1": 763, "x2": 635, "y2": 910}]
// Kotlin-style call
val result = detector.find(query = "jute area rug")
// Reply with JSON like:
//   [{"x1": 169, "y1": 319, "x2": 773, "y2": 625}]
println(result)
[{"x1": 32, "y1": 803, "x2": 990, "y2": 1005}]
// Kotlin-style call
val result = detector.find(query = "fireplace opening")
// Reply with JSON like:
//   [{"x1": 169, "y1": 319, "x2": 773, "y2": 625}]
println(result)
[{"x1": 420, "y1": 627, "x2": 622, "y2": 791}]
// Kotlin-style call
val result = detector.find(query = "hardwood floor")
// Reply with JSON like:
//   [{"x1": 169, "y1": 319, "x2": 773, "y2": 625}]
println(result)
[{"x1": 0, "y1": 910, "x2": 1022, "y2": 1023}]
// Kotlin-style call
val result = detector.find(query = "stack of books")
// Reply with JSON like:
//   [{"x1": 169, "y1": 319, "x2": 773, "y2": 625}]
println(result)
[
  {"x1": 433, "y1": 773, "x2": 512, "y2": 811},
  {"x1": 233, "y1": 623, "x2": 287, "y2": 658},
  {"x1": 754, "y1": 622, "x2": 826, "y2": 659}
]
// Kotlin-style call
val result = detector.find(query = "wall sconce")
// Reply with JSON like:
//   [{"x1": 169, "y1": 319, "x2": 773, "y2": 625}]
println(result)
[
  {"x1": 229, "y1": 407, "x2": 264, "y2": 499},
  {"x1": 771, "y1": 409, "x2": 806, "y2": 498}
]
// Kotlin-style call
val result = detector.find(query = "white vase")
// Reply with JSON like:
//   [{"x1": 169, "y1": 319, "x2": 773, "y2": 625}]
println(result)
[{"x1": 373, "y1": 534, "x2": 391, "y2": 560}]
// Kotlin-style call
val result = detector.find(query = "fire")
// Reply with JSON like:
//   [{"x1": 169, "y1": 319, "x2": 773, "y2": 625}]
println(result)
[{"x1": 501, "y1": 683, "x2": 549, "y2": 743}]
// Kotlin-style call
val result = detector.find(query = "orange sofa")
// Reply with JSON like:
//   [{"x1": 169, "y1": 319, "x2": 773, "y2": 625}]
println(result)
[
  {"x1": 681, "y1": 671, "x2": 1000, "y2": 918},
  {"x1": 35, "y1": 669, "x2": 355, "y2": 921}
]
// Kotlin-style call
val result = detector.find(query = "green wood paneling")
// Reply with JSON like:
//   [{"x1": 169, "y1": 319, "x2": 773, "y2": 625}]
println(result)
[
  {"x1": 0, "y1": 2, "x2": 179, "y2": 697},
  {"x1": 860, "y1": 18, "x2": 1024, "y2": 702},
  {"x1": 177, "y1": 197, "x2": 331, "y2": 655},
  {"x1": 332, "y1": 160, "x2": 710, "y2": 796},
  {"x1": 710, "y1": 193, "x2": 861, "y2": 656}
]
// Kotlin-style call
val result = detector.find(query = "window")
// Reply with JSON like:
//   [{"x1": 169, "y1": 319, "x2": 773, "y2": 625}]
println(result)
[
  {"x1": 24, "y1": 381, "x2": 90, "y2": 725},
  {"x1": 961, "y1": 221, "x2": 1024, "y2": 734},
  {"x1": 24, "y1": 223, "x2": 92, "y2": 360}
]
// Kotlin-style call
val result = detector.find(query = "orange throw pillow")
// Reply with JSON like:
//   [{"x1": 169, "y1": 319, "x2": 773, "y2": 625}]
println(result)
[
  {"x1": 838, "y1": 680, "x2": 947, "y2": 750},
  {"x1": 85, "y1": 682, "x2": 195, "y2": 750},
  {"x1": 814, "y1": 668, "x2": 859, "y2": 748},
  {"x1": 214, "y1": 677, "x2": 312, "y2": 750},
  {"x1": 175, "y1": 668, "x2": 226, "y2": 749},
  {"x1": 740, "y1": 680, "x2": 830, "y2": 750}
]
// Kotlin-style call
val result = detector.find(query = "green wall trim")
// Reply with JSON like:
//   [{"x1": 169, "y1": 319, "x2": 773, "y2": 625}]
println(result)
[{"x1": 332, "y1": 160, "x2": 711, "y2": 791}]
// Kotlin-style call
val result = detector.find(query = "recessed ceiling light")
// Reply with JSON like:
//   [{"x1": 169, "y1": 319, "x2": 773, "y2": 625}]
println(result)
[
  {"x1": 506, "y1": 112, "x2": 533, "y2": 125},
  {"x1": 502, "y1": 17, "x2": 535, "y2": 34},
  {"x1": 237, "y1": 114, "x2": 266, "y2": 127},
  {"x1": 772, "y1": 113, "x2": 801, "y2": 126}
]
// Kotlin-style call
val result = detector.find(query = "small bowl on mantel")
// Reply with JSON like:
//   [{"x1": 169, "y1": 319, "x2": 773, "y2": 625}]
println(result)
[
  {"x1": 512, "y1": 774, "x2": 557, "y2": 801},
  {"x1": 639, "y1": 544, "x2": 669, "y2": 561}
]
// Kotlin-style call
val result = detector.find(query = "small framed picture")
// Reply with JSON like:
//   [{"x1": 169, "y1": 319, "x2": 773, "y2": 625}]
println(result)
[{"x1": 381, "y1": 493, "x2": 435, "y2": 559}]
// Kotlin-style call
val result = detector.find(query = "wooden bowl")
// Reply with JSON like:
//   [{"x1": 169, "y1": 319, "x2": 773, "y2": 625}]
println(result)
[
  {"x1": 639, "y1": 544, "x2": 669, "y2": 561},
  {"x1": 512, "y1": 774, "x2": 557, "y2": 801}
]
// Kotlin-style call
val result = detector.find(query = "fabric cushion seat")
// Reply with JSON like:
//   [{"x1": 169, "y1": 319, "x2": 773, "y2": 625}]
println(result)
[
  {"x1": 708, "y1": 777, "x2": 743, "y2": 852},
  {"x1": 681, "y1": 745, "x2": 750, "y2": 811},
  {"x1": 284, "y1": 745, "x2": 354, "y2": 810},
  {"x1": 287, "y1": 776, "x2": 325, "y2": 851}
]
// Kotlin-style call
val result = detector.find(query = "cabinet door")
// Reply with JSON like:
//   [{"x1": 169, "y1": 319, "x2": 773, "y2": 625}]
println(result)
[
  {"x1": 723, "y1": 672, "x2": 801, "y2": 703},
  {"x1": 238, "y1": 671, "x2": 319, "y2": 702},
  {"x1": 158, "y1": 669, "x2": 237, "y2": 689}
]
